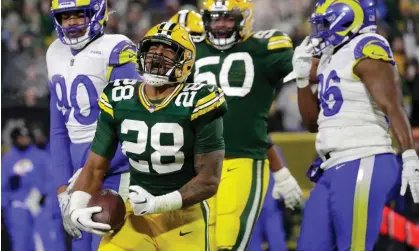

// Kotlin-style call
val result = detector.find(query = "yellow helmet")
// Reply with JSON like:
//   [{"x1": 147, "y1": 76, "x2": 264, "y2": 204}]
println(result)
[
  {"x1": 169, "y1": 10, "x2": 206, "y2": 43},
  {"x1": 137, "y1": 22, "x2": 196, "y2": 87},
  {"x1": 201, "y1": 0, "x2": 254, "y2": 50}
]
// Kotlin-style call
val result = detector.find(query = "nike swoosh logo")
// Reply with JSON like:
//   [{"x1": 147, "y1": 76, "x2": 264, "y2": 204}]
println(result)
[
  {"x1": 137, "y1": 199, "x2": 148, "y2": 204},
  {"x1": 371, "y1": 51, "x2": 385, "y2": 57},
  {"x1": 208, "y1": 85, "x2": 216, "y2": 92},
  {"x1": 179, "y1": 231, "x2": 192, "y2": 236},
  {"x1": 77, "y1": 218, "x2": 86, "y2": 228},
  {"x1": 335, "y1": 164, "x2": 346, "y2": 170},
  {"x1": 227, "y1": 167, "x2": 238, "y2": 172}
]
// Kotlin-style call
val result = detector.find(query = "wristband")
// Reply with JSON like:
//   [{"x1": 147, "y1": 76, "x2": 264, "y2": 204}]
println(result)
[
  {"x1": 273, "y1": 167, "x2": 290, "y2": 182},
  {"x1": 402, "y1": 149, "x2": 418, "y2": 163},
  {"x1": 296, "y1": 78, "x2": 310, "y2": 88},
  {"x1": 154, "y1": 190, "x2": 183, "y2": 213}
]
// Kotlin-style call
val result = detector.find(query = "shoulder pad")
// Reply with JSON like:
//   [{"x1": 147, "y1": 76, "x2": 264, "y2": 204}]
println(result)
[
  {"x1": 109, "y1": 40, "x2": 137, "y2": 66},
  {"x1": 185, "y1": 83, "x2": 227, "y2": 122},
  {"x1": 253, "y1": 29, "x2": 293, "y2": 50},
  {"x1": 353, "y1": 35, "x2": 395, "y2": 65},
  {"x1": 99, "y1": 79, "x2": 139, "y2": 117},
  {"x1": 46, "y1": 39, "x2": 62, "y2": 59}
]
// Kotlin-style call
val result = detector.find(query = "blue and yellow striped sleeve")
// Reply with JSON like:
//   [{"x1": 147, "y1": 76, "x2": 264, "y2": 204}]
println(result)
[
  {"x1": 106, "y1": 40, "x2": 140, "y2": 82},
  {"x1": 352, "y1": 36, "x2": 395, "y2": 79}
]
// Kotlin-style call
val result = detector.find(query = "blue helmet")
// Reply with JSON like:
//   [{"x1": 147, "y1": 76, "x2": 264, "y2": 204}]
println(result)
[
  {"x1": 309, "y1": 0, "x2": 365, "y2": 52},
  {"x1": 359, "y1": 0, "x2": 377, "y2": 33},
  {"x1": 51, "y1": 0, "x2": 108, "y2": 49}
]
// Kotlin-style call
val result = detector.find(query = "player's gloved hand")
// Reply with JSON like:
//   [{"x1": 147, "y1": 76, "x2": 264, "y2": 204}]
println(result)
[
  {"x1": 129, "y1": 186, "x2": 183, "y2": 215},
  {"x1": 400, "y1": 149, "x2": 419, "y2": 203},
  {"x1": 57, "y1": 168, "x2": 84, "y2": 238},
  {"x1": 272, "y1": 168, "x2": 303, "y2": 210},
  {"x1": 66, "y1": 191, "x2": 112, "y2": 238},
  {"x1": 129, "y1": 185, "x2": 157, "y2": 215},
  {"x1": 58, "y1": 191, "x2": 82, "y2": 238},
  {"x1": 292, "y1": 36, "x2": 315, "y2": 88}
]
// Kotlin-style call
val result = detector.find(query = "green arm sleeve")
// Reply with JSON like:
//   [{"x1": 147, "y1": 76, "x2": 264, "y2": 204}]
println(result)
[
  {"x1": 91, "y1": 111, "x2": 119, "y2": 160},
  {"x1": 266, "y1": 48, "x2": 294, "y2": 81},
  {"x1": 194, "y1": 116, "x2": 225, "y2": 154}
]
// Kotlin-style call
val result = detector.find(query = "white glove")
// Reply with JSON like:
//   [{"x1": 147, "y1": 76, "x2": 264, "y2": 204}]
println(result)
[
  {"x1": 129, "y1": 186, "x2": 157, "y2": 215},
  {"x1": 58, "y1": 192, "x2": 81, "y2": 238},
  {"x1": 292, "y1": 36, "x2": 315, "y2": 88},
  {"x1": 57, "y1": 168, "x2": 84, "y2": 238},
  {"x1": 129, "y1": 186, "x2": 183, "y2": 215},
  {"x1": 66, "y1": 191, "x2": 112, "y2": 237},
  {"x1": 400, "y1": 149, "x2": 419, "y2": 203},
  {"x1": 272, "y1": 168, "x2": 303, "y2": 210}
]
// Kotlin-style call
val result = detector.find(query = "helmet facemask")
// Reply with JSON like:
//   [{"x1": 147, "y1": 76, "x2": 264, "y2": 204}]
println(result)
[
  {"x1": 51, "y1": 0, "x2": 107, "y2": 50},
  {"x1": 202, "y1": 9, "x2": 243, "y2": 50},
  {"x1": 138, "y1": 38, "x2": 189, "y2": 87}
]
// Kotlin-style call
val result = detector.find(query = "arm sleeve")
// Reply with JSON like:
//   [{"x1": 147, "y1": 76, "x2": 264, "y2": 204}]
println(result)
[
  {"x1": 352, "y1": 36, "x2": 395, "y2": 80},
  {"x1": 49, "y1": 85, "x2": 73, "y2": 188},
  {"x1": 266, "y1": 48, "x2": 294, "y2": 81},
  {"x1": 106, "y1": 40, "x2": 140, "y2": 81},
  {"x1": 108, "y1": 63, "x2": 142, "y2": 81},
  {"x1": 91, "y1": 93, "x2": 119, "y2": 159},
  {"x1": 264, "y1": 32, "x2": 294, "y2": 81},
  {"x1": 194, "y1": 116, "x2": 225, "y2": 154}
]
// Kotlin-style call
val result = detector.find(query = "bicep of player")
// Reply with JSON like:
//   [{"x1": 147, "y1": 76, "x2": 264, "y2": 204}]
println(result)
[
  {"x1": 91, "y1": 92, "x2": 119, "y2": 160},
  {"x1": 355, "y1": 57, "x2": 414, "y2": 151},
  {"x1": 106, "y1": 40, "x2": 141, "y2": 82},
  {"x1": 352, "y1": 37, "x2": 399, "y2": 111},
  {"x1": 194, "y1": 116, "x2": 225, "y2": 154},
  {"x1": 49, "y1": 83, "x2": 73, "y2": 188}
]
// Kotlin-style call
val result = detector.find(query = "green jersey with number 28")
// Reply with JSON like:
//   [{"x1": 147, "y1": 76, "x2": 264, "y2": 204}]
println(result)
[
  {"x1": 192, "y1": 29, "x2": 294, "y2": 159},
  {"x1": 91, "y1": 79, "x2": 227, "y2": 195}
]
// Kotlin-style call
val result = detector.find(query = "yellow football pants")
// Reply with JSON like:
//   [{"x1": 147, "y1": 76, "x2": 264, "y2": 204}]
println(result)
[
  {"x1": 98, "y1": 200, "x2": 210, "y2": 251},
  {"x1": 207, "y1": 158, "x2": 270, "y2": 251}
]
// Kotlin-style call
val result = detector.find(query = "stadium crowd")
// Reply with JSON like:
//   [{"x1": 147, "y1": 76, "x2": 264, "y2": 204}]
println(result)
[{"x1": 1, "y1": 0, "x2": 419, "y2": 250}]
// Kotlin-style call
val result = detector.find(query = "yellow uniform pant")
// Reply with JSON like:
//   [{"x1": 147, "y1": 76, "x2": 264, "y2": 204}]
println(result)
[
  {"x1": 99, "y1": 200, "x2": 210, "y2": 251},
  {"x1": 207, "y1": 158, "x2": 270, "y2": 251}
]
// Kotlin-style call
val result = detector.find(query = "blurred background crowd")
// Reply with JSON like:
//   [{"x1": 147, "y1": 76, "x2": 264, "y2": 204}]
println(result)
[{"x1": 1, "y1": 0, "x2": 419, "y2": 250}]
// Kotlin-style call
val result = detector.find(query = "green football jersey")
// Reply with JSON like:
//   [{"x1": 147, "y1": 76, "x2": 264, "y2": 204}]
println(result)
[
  {"x1": 191, "y1": 29, "x2": 294, "y2": 159},
  {"x1": 91, "y1": 79, "x2": 227, "y2": 195}
]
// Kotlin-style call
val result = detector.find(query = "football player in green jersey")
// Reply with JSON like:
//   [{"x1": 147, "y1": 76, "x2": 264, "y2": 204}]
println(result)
[
  {"x1": 171, "y1": 1, "x2": 303, "y2": 250},
  {"x1": 63, "y1": 22, "x2": 227, "y2": 251}
]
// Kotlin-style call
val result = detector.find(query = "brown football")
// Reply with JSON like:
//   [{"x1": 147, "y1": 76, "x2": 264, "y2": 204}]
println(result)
[{"x1": 87, "y1": 189, "x2": 126, "y2": 231}]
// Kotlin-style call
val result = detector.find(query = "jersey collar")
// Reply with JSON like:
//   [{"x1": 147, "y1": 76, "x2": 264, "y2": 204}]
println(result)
[{"x1": 137, "y1": 82, "x2": 184, "y2": 113}]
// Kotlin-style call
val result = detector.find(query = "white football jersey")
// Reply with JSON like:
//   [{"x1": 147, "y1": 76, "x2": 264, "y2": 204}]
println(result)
[
  {"x1": 47, "y1": 34, "x2": 135, "y2": 143},
  {"x1": 316, "y1": 33, "x2": 396, "y2": 169}
]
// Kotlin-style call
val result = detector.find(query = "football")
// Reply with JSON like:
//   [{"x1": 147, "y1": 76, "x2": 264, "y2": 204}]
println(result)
[{"x1": 87, "y1": 189, "x2": 126, "y2": 231}]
